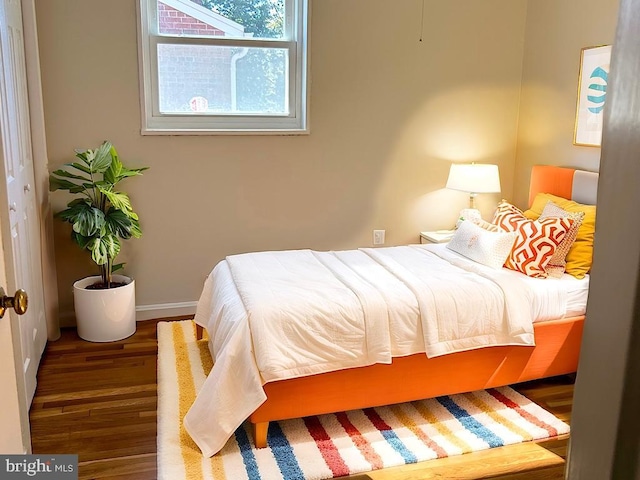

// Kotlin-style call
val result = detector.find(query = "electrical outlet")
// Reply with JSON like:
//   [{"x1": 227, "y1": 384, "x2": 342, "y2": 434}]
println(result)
[{"x1": 373, "y1": 229, "x2": 385, "y2": 245}]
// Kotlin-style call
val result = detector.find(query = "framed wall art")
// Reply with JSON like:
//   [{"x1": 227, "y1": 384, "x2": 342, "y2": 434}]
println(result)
[{"x1": 573, "y1": 44, "x2": 612, "y2": 147}]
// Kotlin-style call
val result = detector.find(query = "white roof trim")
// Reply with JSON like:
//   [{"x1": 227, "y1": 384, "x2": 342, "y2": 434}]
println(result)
[{"x1": 160, "y1": 0, "x2": 246, "y2": 36}]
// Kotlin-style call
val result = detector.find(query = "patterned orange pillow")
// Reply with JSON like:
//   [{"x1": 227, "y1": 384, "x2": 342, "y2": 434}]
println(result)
[{"x1": 492, "y1": 201, "x2": 573, "y2": 278}]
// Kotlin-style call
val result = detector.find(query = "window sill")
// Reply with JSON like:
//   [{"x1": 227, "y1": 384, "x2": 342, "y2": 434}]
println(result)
[{"x1": 140, "y1": 127, "x2": 310, "y2": 136}]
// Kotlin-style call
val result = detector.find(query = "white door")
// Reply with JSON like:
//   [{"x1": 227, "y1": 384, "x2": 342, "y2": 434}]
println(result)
[
  {"x1": 0, "y1": 0, "x2": 46, "y2": 408},
  {"x1": 0, "y1": 228, "x2": 30, "y2": 454}
]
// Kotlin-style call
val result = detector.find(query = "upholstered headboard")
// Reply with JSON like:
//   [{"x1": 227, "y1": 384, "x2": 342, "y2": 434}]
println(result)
[{"x1": 529, "y1": 165, "x2": 599, "y2": 207}]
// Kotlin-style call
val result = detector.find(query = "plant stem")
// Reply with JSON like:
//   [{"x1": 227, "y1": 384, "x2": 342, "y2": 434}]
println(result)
[
  {"x1": 90, "y1": 170, "x2": 98, "y2": 206},
  {"x1": 100, "y1": 264, "x2": 107, "y2": 287},
  {"x1": 106, "y1": 257, "x2": 112, "y2": 288}
]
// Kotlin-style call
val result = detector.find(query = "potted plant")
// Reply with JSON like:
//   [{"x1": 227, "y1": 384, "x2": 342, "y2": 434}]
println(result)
[{"x1": 50, "y1": 141, "x2": 148, "y2": 342}]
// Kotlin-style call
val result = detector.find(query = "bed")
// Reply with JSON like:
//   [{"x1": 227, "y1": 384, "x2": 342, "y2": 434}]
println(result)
[{"x1": 185, "y1": 165, "x2": 598, "y2": 457}]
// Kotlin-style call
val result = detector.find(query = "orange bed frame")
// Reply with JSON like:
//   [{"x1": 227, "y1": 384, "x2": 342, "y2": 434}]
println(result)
[
  {"x1": 249, "y1": 317, "x2": 583, "y2": 446},
  {"x1": 197, "y1": 165, "x2": 592, "y2": 448}
]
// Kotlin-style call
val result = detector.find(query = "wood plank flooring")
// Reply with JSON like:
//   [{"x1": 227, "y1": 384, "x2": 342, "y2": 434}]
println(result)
[{"x1": 30, "y1": 318, "x2": 574, "y2": 480}]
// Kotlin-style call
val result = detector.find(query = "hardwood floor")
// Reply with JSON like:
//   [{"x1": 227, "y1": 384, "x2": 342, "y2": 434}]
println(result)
[
  {"x1": 30, "y1": 319, "x2": 574, "y2": 480},
  {"x1": 30, "y1": 318, "x2": 165, "y2": 480}
]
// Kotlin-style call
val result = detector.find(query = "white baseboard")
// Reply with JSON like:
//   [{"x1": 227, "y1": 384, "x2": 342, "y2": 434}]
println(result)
[
  {"x1": 58, "y1": 301, "x2": 198, "y2": 327},
  {"x1": 135, "y1": 301, "x2": 198, "y2": 321}
]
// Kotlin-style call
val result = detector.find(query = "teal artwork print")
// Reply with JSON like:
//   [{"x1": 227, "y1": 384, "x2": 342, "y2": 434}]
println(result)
[
  {"x1": 574, "y1": 45, "x2": 611, "y2": 146},
  {"x1": 587, "y1": 66, "x2": 608, "y2": 114}
]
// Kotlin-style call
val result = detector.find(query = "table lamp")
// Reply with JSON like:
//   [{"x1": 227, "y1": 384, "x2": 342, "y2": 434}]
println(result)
[
  {"x1": 446, "y1": 163, "x2": 501, "y2": 224},
  {"x1": 446, "y1": 163, "x2": 501, "y2": 209}
]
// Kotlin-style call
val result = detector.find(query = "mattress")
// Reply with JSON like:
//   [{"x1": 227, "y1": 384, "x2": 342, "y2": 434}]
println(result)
[{"x1": 426, "y1": 243, "x2": 590, "y2": 321}]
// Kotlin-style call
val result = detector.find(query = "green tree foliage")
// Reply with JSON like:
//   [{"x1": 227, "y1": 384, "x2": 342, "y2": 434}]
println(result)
[{"x1": 198, "y1": 0, "x2": 284, "y2": 39}]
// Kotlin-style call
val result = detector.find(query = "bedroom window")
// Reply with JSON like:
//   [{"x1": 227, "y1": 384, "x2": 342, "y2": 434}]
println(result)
[{"x1": 137, "y1": 0, "x2": 309, "y2": 134}]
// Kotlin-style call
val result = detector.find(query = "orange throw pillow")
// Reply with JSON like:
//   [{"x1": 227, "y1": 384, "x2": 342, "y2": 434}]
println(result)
[{"x1": 493, "y1": 201, "x2": 573, "y2": 278}]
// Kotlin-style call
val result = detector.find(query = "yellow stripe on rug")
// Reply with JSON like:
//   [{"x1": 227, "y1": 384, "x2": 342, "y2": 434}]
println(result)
[
  {"x1": 158, "y1": 321, "x2": 227, "y2": 480},
  {"x1": 462, "y1": 391, "x2": 533, "y2": 442},
  {"x1": 411, "y1": 398, "x2": 473, "y2": 455},
  {"x1": 172, "y1": 321, "x2": 204, "y2": 479}
]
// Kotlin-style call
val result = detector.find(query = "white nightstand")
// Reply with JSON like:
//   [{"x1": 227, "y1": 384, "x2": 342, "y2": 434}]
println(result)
[{"x1": 420, "y1": 230, "x2": 455, "y2": 244}]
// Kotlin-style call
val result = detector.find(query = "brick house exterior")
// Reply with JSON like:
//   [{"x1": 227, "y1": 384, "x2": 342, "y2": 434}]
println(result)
[
  {"x1": 158, "y1": 2, "x2": 226, "y2": 36},
  {"x1": 156, "y1": 0, "x2": 246, "y2": 113}
]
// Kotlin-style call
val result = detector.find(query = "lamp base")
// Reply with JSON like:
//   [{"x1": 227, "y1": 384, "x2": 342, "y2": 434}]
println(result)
[
  {"x1": 469, "y1": 192, "x2": 477, "y2": 209},
  {"x1": 456, "y1": 208, "x2": 482, "y2": 229}
]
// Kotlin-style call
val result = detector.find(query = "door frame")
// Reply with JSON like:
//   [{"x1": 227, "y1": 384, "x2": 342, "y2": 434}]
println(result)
[{"x1": 20, "y1": 0, "x2": 59, "y2": 342}]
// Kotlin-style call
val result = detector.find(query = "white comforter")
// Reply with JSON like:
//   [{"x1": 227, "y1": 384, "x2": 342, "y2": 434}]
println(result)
[{"x1": 184, "y1": 244, "x2": 562, "y2": 457}]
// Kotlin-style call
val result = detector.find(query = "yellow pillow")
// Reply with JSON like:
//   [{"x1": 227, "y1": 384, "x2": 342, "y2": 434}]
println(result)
[{"x1": 523, "y1": 193, "x2": 596, "y2": 278}]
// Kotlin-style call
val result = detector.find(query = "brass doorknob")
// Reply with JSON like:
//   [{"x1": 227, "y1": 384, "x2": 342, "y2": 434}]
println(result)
[{"x1": 0, "y1": 287, "x2": 28, "y2": 318}]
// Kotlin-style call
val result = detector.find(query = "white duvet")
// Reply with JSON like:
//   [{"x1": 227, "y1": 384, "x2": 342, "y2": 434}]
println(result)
[{"x1": 184, "y1": 244, "x2": 566, "y2": 457}]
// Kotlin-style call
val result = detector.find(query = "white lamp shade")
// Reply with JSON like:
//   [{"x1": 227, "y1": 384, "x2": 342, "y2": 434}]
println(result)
[{"x1": 446, "y1": 163, "x2": 501, "y2": 194}]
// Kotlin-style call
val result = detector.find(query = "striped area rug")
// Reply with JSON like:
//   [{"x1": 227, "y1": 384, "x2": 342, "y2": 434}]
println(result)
[{"x1": 157, "y1": 320, "x2": 569, "y2": 480}]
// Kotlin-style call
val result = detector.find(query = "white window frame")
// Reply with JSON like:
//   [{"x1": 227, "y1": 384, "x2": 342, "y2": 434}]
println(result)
[{"x1": 136, "y1": 0, "x2": 309, "y2": 135}]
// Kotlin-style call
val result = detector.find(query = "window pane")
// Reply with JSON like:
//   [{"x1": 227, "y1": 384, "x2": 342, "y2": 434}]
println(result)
[
  {"x1": 157, "y1": 44, "x2": 288, "y2": 114},
  {"x1": 157, "y1": 0, "x2": 284, "y2": 39}
]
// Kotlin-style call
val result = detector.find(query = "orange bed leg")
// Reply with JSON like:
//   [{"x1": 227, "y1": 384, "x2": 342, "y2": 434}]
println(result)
[
  {"x1": 195, "y1": 324, "x2": 203, "y2": 340},
  {"x1": 253, "y1": 422, "x2": 269, "y2": 448}
]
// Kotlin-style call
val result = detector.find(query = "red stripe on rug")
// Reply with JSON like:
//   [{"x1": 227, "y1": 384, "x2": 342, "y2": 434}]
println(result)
[
  {"x1": 335, "y1": 411, "x2": 384, "y2": 469},
  {"x1": 303, "y1": 416, "x2": 350, "y2": 477},
  {"x1": 363, "y1": 408, "x2": 391, "y2": 432},
  {"x1": 488, "y1": 389, "x2": 559, "y2": 437}
]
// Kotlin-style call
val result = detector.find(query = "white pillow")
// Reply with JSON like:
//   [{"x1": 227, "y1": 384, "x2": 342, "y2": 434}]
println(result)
[{"x1": 446, "y1": 220, "x2": 517, "y2": 269}]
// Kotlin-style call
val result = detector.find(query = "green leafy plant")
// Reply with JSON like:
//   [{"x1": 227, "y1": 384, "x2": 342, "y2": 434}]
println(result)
[{"x1": 50, "y1": 141, "x2": 148, "y2": 289}]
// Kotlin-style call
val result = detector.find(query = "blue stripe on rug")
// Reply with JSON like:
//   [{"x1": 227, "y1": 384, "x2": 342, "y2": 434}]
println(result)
[
  {"x1": 268, "y1": 421, "x2": 306, "y2": 479},
  {"x1": 437, "y1": 396, "x2": 504, "y2": 448},
  {"x1": 235, "y1": 425, "x2": 262, "y2": 480},
  {"x1": 363, "y1": 408, "x2": 417, "y2": 464}
]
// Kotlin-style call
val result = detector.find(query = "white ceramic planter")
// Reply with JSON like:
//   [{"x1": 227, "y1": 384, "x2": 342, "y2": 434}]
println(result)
[{"x1": 73, "y1": 274, "x2": 136, "y2": 342}]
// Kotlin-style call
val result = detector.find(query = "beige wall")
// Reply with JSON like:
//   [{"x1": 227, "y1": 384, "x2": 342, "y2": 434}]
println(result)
[
  {"x1": 512, "y1": 0, "x2": 619, "y2": 208},
  {"x1": 36, "y1": 0, "x2": 528, "y2": 321}
]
